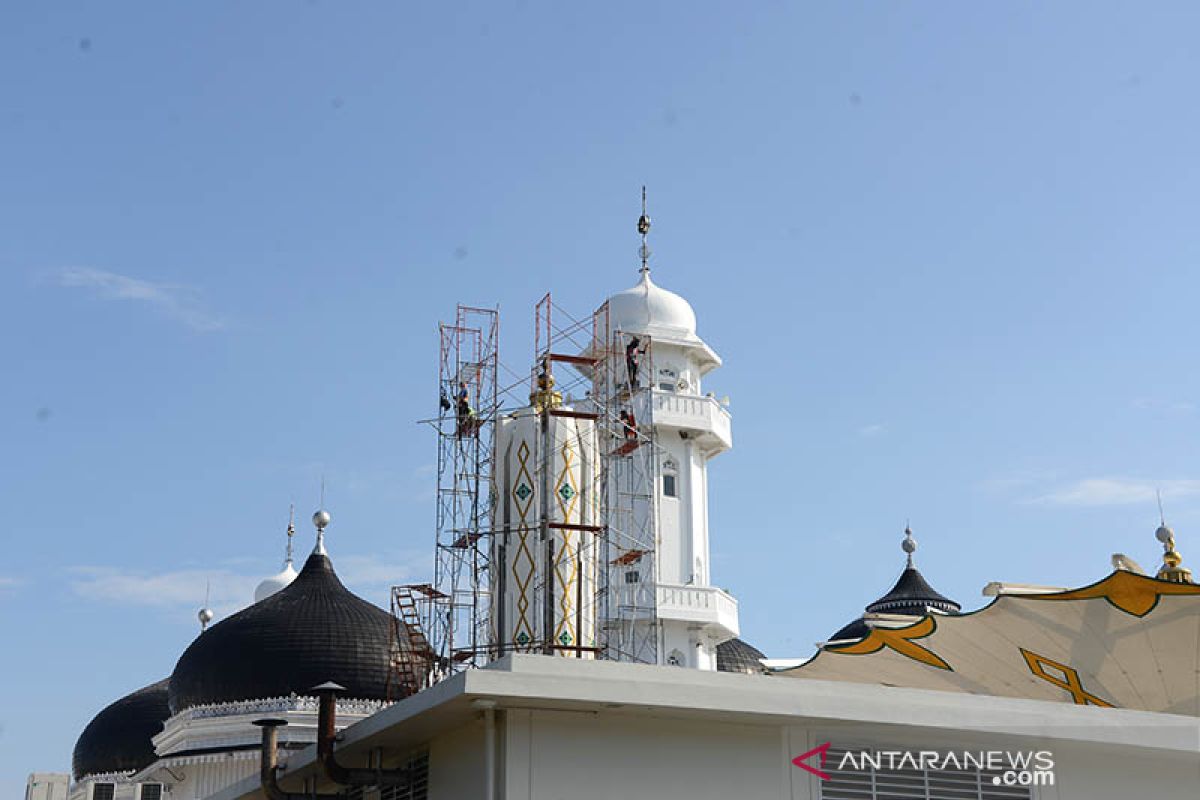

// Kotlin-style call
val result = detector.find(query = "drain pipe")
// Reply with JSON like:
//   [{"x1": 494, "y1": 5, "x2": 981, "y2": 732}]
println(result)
[
  {"x1": 314, "y1": 681, "x2": 412, "y2": 789},
  {"x1": 252, "y1": 719, "x2": 338, "y2": 800}
]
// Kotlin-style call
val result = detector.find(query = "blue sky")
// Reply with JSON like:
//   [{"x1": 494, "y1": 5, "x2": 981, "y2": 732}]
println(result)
[{"x1": 4, "y1": 1, "x2": 1200, "y2": 790}]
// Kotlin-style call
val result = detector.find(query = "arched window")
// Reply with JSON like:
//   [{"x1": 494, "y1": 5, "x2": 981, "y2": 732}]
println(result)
[{"x1": 667, "y1": 649, "x2": 685, "y2": 667}]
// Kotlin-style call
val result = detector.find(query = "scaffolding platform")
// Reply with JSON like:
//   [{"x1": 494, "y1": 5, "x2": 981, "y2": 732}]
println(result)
[
  {"x1": 611, "y1": 439, "x2": 641, "y2": 456},
  {"x1": 611, "y1": 548, "x2": 649, "y2": 566},
  {"x1": 450, "y1": 532, "x2": 483, "y2": 549}
]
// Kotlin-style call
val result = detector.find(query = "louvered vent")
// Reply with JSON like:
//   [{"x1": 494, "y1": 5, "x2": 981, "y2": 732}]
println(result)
[
  {"x1": 378, "y1": 750, "x2": 430, "y2": 800},
  {"x1": 820, "y1": 746, "x2": 1035, "y2": 800}
]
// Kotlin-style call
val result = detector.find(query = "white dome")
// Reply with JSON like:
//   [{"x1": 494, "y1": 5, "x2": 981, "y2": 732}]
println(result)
[
  {"x1": 254, "y1": 562, "x2": 298, "y2": 603},
  {"x1": 607, "y1": 269, "x2": 698, "y2": 341}
]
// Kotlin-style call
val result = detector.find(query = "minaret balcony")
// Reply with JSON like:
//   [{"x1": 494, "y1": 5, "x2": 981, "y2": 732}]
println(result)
[
  {"x1": 656, "y1": 583, "x2": 739, "y2": 641},
  {"x1": 649, "y1": 390, "x2": 733, "y2": 454}
]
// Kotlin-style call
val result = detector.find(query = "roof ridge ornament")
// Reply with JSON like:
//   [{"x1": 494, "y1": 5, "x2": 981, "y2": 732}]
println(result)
[{"x1": 637, "y1": 185, "x2": 652, "y2": 275}]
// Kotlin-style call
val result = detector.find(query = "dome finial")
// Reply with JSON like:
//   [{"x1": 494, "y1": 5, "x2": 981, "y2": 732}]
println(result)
[
  {"x1": 1154, "y1": 498, "x2": 1194, "y2": 584},
  {"x1": 637, "y1": 185, "x2": 652, "y2": 275},
  {"x1": 312, "y1": 477, "x2": 331, "y2": 555},
  {"x1": 312, "y1": 508, "x2": 331, "y2": 554},
  {"x1": 285, "y1": 503, "x2": 295, "y2": 567},
  {"x1": 901, "y1": 522, "x2": 917, "y2": 568},
  {"x1": 198, "y1": 580, "x2": 214, "y2": 631}
]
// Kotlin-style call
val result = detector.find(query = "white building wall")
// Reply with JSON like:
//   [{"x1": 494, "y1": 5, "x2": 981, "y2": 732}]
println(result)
[
  {"x1": 501, "y1": 709, "x2": 788, "y2": 800},
  {"x1": 429, "y1": 721, "x2": 486, "y2": 799},
  {"x1": 486, "y1": 710, "x2": 1200, "y2": 800},
  {"x1": 26, "y1": 774, "x2": 70, "y2": 800}
]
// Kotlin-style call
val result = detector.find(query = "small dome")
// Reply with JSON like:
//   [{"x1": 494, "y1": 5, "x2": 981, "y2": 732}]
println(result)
[
  {"x1": 169, "y1": 551, "x2": 410, "y2": 713},
  {"x1": 716, "y1": 638, "x2": 768, "y2": 674},
  {"x1": 254, "y1": 562, "x2": 298, "y2": 603},
  {"x1": 607, "y1": 270, "x2": 698, "y2": 341},
  {"x1": 829, "y1": 566, "x2": 961, "y2": 643},
  {"x1": 864, "y1": 567, "x2": 961, "y2": 616},
  {"x1": 73, "y1": 679, "x2": 170, "y2": 780}
]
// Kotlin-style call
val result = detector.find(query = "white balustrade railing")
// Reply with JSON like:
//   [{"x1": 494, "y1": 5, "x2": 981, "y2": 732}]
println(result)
[
  {"x1": 649, "y1": 391, "x2": 732, "y2": 450},
  {"x1": 656, "y1": 583, "x2": 739, "y2": 635}
]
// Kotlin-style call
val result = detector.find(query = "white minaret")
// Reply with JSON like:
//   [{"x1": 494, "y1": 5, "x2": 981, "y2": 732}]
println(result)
[{"x1": 600, "y1": 194, "x2": 738, "y2": 670}]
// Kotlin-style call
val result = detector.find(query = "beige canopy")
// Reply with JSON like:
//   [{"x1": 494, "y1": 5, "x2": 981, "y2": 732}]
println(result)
[{"x1": 780, "y1": 571, "x2": 1200, "y2": 716}]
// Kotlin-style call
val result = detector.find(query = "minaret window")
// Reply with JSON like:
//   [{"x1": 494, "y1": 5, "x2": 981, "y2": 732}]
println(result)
[
  {"x1": 140, "y1": 786, "x2": 163, "y2": 800},
  {"x1": 662, "y1": 459, "x2": 678, "y2": 498},
  {"x1": 658, "y1": 367, "x2": 678, "y2": 391}
]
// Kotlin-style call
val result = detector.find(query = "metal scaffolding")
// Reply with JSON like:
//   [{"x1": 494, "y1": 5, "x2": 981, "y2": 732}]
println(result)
[
  {"x1": 521, "y1": 294, "x2": 662, "y2": 664},
  {"x1": 393, "y1": 290, "x2": 664, "y2": 696},
  {"x1": 591, "y1": 301, "x2": 661, "y2": 665},
  {"x1": 391, "y1": 305, "x2": 499, "y2": 691}
]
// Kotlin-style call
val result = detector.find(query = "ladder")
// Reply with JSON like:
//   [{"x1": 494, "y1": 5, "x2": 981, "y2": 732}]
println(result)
[{"x1": 389, "y1": 585, "x2": 438, "y2": 699}]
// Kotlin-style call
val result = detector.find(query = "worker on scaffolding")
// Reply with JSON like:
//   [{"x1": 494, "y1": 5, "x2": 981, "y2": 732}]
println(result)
[
  {"x1": 619, "y1": 408, "x2": 637, "y2": 441},
  {"x1": 625, "y1": 335, "x2": 643, "y2": 389},
  {"x1": 455, "y1": 381, "x2": 477, "y2": 436}
]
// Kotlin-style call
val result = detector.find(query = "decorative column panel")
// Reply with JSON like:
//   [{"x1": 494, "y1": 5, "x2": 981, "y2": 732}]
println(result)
[
  {"x1": 546, "y1": 413, "x2": 600, "y2": 658},
  {"x1": 493, "y1": 411, "x2": 540, "y2": 652}
]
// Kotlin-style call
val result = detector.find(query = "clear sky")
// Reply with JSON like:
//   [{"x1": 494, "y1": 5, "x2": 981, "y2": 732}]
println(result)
[{"x1": 4, "y1": 1, "x2": 1200, "y2": 790}]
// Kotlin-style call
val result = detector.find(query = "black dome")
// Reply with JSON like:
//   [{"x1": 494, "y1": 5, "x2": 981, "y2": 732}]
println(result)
[
  {"x1": 169, "y1": 551, "x2": 397, "y2": 713},
  {"x1": 829, "y1": 566, "x2": 961, "y2": 642},
  {"x1": 716, "y1": 638, "x2": 768, "y2": 674},
  {"x1": 73, "y1": 679, "x2": 169, "y2": 780},
  {"x1": 828, "y1": 617, "x2": 872, "y2": 643},
  {"x1": 865, "y1": 566, "x2": 961, "y2": 615}
]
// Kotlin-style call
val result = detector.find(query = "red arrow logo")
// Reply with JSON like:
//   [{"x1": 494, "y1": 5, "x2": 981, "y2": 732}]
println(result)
[{"x1": 791, "y1": 742, "x2": 832, "y2": 780}]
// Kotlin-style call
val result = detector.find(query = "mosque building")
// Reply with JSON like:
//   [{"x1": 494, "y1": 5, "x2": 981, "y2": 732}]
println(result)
[{"x1": 41, "y1": 201, "x2": 1200, "y2": 800}]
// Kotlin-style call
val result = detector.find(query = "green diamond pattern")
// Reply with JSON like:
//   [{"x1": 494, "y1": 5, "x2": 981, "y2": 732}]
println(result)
[
  {"x1": 558, "y1": 631, "x2": 573, "y2": 646},
  {"x1": 558, "y1": 483, "x2": 576, "y2": 502},
  {"x1": 515, "y1": 631, "x2": 530, "y2": 645},
  {"x1": 515, "y1": 483, "x2": 532, "y2": 501}
]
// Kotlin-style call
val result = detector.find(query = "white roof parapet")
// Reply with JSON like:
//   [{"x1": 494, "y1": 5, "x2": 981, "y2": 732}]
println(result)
[{"x1": 981, "y1": 581, "x2": 1069, "y2": 597}]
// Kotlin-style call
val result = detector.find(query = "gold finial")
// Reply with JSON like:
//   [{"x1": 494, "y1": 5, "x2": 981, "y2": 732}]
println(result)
[
  {"x1": 530, "y1": 362, "x2": 563, "y2": 413},
  {"x1": 1154, "y1": 506, "x2": 1193, "y2": 584}
]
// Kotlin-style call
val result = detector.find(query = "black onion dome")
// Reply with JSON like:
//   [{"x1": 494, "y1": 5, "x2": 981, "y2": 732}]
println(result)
[
  {"x1": 73, "y1": 679, "x2": 170, "y2": 780},
  {"x1": 168, "y1": 552, "x2": 395, "y2": 713},
  {"x1": 716, "y1": 638, "x2": 768, "y2": 674}
]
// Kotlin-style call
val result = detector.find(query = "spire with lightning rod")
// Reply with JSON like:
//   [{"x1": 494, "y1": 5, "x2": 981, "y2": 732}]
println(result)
[
  {"x1": 902, "y1": 523, "x2": 917, "y2": 568},
  {"x1": 285, "y1": 503, "x2": 295, "y2": 567},
  {"x1": 1154, "y1": 490, "x2": 1194, "y2": 584},
  {"x1": 313, "y1": 477, "x2": 330, "y2": 555},
  {"x1": 198, "y1": 580, "x2": 214, "y2": 632},
  {"x1": 637, "y1": 185, "x2": 652, "y2": 274}
]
